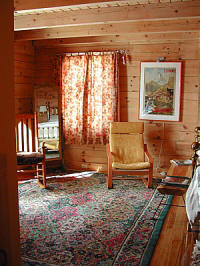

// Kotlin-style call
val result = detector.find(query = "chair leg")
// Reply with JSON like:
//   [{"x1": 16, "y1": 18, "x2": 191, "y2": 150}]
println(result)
[
  {"x1": 107, "y1": 165, "x2": 113, "y2": 189},
  {"x1": 42, "y1": 160, "x2": 47, "y2": 188},
  {"x1": 148, "y1": 167, "x2": 153, "y2": 188},
  {"x1": 36, "y1": 162, "x2": 47, "y2": 189},
  {"x1": 36, "y1": 164, "x2": 39, "y2": 179}
]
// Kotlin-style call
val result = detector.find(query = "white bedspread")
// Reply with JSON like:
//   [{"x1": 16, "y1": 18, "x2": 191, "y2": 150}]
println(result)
[
  {"x1": 186, "y1": 166, "x2": 200, "y2": 224},
  {"x1": 38, "y1": 115, "x2": 58, "y2": 128}
]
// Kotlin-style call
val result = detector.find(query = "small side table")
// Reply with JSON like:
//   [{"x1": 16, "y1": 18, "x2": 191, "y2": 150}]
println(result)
[{"x1": 157, "y1": 163, "x2": 193, "y2": 196}]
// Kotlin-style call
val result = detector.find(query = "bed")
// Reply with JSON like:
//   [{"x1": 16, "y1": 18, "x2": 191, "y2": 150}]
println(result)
[
  {"x1": 185, "y1": 128, "x2": 200, "y2": 239},
  {"x1": 38, "y1": 114, "x2": 59, "y2": 151}
]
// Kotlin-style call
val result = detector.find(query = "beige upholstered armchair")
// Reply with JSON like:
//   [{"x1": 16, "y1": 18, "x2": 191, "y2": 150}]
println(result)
[{"x1": 106, "y1": 122, "x2": 153, "y2": 189}]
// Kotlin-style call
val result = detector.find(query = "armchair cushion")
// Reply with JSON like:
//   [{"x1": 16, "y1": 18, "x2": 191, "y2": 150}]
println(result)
[
  {"x1": 17, "y1": 152, "x2": 44, "y2": 165},
  {"x1": 110, "y1": 134, "x2": 145, "y2": 164}
]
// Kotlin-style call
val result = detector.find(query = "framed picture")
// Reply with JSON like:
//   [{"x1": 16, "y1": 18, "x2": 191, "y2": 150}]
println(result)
[{"x1": 139, "y1": 61, "x2": 182, "y2": 121}]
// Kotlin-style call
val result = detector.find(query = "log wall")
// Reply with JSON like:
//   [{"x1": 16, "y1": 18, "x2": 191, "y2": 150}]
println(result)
[
  {"x1": 34, "y1": 38, "x2": 200, "y2": 176},
  {"x1": 14, "y1": 40, "x2": 35, "y2": 114}
]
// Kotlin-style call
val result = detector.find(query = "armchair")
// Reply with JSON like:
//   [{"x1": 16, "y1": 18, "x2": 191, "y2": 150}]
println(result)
[{"x1": 106, "y1": 122, "x2": 153, "y2": 189}]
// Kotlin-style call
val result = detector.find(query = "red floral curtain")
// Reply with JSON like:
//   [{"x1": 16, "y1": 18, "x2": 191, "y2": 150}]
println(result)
[{"x1": 62, "y1": 52, "x2": 119, "y2": 145}]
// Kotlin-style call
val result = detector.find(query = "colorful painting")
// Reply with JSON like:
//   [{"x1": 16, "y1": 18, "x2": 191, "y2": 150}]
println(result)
[{"x1": 139, "y1": 62, "x2": 182, "y2": 121}]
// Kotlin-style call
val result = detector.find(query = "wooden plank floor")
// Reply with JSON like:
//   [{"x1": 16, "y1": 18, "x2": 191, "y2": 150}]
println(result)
[{"x1": 150, "y1": 195, "x2": 194, "y2": 266}]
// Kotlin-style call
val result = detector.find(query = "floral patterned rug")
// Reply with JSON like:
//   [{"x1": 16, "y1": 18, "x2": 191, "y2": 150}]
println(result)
[{"x1": 19, "y1": 173, "x2": 172, "y2": 266}]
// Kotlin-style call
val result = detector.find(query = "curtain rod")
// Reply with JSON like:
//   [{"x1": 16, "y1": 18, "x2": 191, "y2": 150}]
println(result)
[{"x1": 55, "y1": 49, "x2": 127, "y2": 57}]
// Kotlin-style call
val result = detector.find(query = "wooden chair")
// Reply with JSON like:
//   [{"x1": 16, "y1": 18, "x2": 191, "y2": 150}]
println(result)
[
  {"x1": 106, "y1": 122, "x2": 153, "y2": 189},
  {"x1": 16, "y1": 113, "x2": 47, "y2": 188}
]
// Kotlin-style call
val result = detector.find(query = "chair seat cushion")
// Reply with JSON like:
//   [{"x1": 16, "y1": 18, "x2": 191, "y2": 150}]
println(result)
[
  {"x1": 17, "y1": 152, "x2": 44, "y2": 165},
  {"x1": 112, "y1": 161, "x2": 150, "y2": 170}
]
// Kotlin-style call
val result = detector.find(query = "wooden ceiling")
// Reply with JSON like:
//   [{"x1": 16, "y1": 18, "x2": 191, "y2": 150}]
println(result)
[
  {"x1": 14, "y1": 0, "x2": 200, "y2": 47},
  {"x1": 14, "y1": 0, "x2": 136, "y2": 11}
]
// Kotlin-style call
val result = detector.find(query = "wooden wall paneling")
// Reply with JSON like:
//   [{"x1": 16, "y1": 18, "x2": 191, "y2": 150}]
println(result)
[
  {"x1": 14, "y1": 62, "x2": 35, "y2": 85},
  {"x1": 127, "y1": 43, "x2": 182, "y2": 62},
  {"x1": 34, "y1": 54, "x2": 56, "y2": 86},
  {"x1": 184, "y1": 60, "x2": 200, "y2": 77},
  {"x1": 120, "y1": 64, "x2": 140, "y2": 77},
  {"x1": 183, "y1": 92, "x2": 197, "y2": 102},
  {"x1": 179, "y1": 41, "x2": 200, "y2": 60},
  {"x1": 63, "y1": 144, "x2": 107, "y2": 172},
  {"x1": 120, "y1": 91, "x2": 138, "y2": 107},
  {"x1": 181, "y1": 100, "x2": 199, "y2": 124},
  {"x1": 14, "y1": 61, "x2": 35, "y2": 73},
  {"x1": 64, "y1": 145, "x2": 83, "y2": 162},
  {"x1": 14, "y1": 84, "x2": 35, "y2": 97},
  {"x1": 14, "y1": 52, "x2": 35, "y2": 63},
  {"x1": 164, "y1": 122, "x2": 196, "y2": 132},
  {"x1": 120, "y1": 107, "x2": 139, "y2": 121},
  {"x1": 141, "y1": 136, "x2": 165, "y2": 173},
  {"x1": 14, "y1": 74, "x2": 34, "y2": 85},
  {"x1": 15, "y1": 97, "x2": 33, "y2": 114},
  {"x1": 144, "y1": 122, "x2": 165, "y2": 141},
  {"x1": 14, "y1": 40, "x2": 34, "y2": 52},
  {"x1": 14, "y1": 66, "x2": 35, "y2": 77},
  {"x1": 131, "y1": 52, "x2": 180, "y2": 62},
  {"x1": 35, "y1": 42, "x2": 181, "y2": 59},
  {"x1": 33, "y1": 32, "x2": 200, "y2": 48},
  {"x1": 14, "y1": 41, "x2": 35, "y2": 114},
  {"x1": 65, "y1": 161, "x2": 108, "y2": 172},
  {"x1": 145, "y1": 139, "x2": 163, "y2": 157},
  {"x1": 164, "y1": 126, "x2": 195, "y2": 144},
  {"x1": 174, "y1": 142, "x2": 194, "y2": 157},
  {"x1": 130, "y1": 43, "x2": 180, "y2": 54},
  {"x1": 183, "y1": 76, "x2": 200, "y2": 93},
  {"x1": 144, "y1": 122, "x2": 174, "y2": 172},
  {"x1": 119, "y1": 76, "x2": 139, "y2": 92}
]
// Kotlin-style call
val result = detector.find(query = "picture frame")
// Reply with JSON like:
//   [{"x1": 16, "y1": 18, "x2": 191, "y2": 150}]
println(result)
[{"x1": 139, "y1": 61, "x2": 182, "y2": 121}]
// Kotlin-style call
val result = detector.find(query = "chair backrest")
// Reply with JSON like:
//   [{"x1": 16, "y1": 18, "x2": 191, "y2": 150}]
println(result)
[
  {"x1": 110, "y1": 122, "x2": 145, "y2": 164},
  {"x1": 15, "y1": 113, "x2": 38, "y2": 153}
]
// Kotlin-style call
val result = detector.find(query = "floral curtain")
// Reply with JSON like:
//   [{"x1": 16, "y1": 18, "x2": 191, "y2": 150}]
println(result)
[{"x1": 62, "y1": 52, "x2": 119, "y2": 145}]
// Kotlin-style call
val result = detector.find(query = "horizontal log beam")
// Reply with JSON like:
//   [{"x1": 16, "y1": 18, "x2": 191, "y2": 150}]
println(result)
[
  {"x1": 14, "y1": 1, "x2": 200, "y2": 31},
  {"x1": 15, "y1": 18, "x2": 200, "y2": 41},
  {"x1": 14, "y1": 0, "x2": 123, "y2": 11},
  {"x1": 33, "y1": 32, "x2": 200, "y2": 47}
]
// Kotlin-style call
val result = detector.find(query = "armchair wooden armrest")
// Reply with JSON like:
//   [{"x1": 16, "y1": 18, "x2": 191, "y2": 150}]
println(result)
[
  {"x1": 144, "y1": 144, "x2": 153, "y2": 188},
  {"x1": 106, "y1": 143, "x2": 113, "y2": 188},
  {"x1": 144, "y1": 144, "x2": 153, "y2": 165},
  {"x1": 38, "y1": 141, "x2": 46, "y2": 151}
]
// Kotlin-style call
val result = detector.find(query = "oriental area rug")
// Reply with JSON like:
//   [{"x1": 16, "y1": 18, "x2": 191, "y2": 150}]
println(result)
[{"x1": 19, "y1": 173, "x2": 172, "y2": 266}]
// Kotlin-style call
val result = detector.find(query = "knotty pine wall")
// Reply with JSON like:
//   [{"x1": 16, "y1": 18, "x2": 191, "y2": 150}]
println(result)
[
  {"x1": 14, "y1": 40, "x2": 35, "y2": 114},
  {"x1": 34, "y1": 39, "x2": 200, "y2": 176}
]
